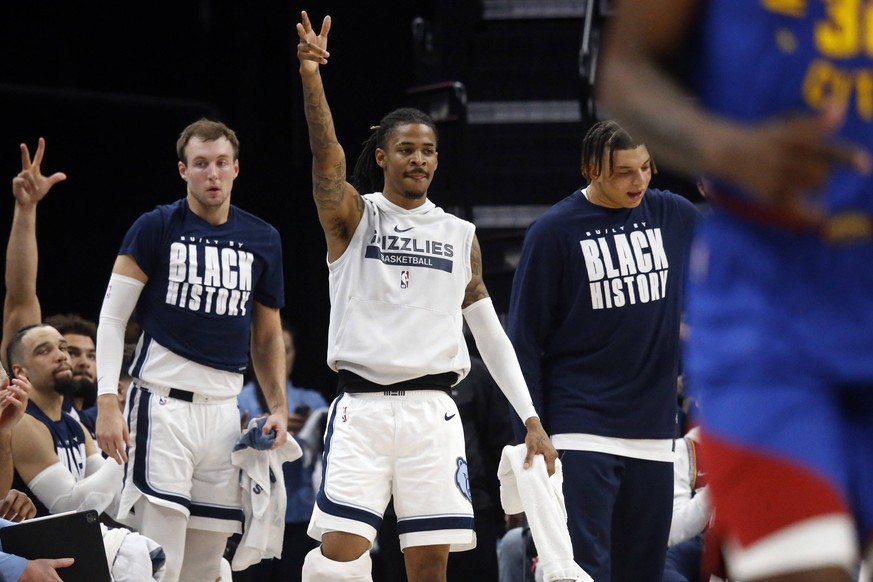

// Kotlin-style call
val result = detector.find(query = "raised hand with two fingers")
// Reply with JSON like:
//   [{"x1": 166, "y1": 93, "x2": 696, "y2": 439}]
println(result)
[{"x1": 11, "y1": 138, "x2": 67, "y2": 208}]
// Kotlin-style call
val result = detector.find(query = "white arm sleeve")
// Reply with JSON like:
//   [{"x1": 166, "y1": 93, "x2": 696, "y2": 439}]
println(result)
[
  {"x1": 96, "y1": 273, "x2": 144, "y2": 397},
  {"x1": 668, "y1": 434, "x2": 713, "y2": 546},
  {"x1": 27, "y1": 457, "x2": 123, "y2": 515},
  {"x1": 463, "y1": 298, "x2": 538, "y2": 423}
]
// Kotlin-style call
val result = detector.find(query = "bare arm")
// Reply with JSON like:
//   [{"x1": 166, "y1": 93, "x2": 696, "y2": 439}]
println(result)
[
  {"x1": 2, "y1": 202, "x2": 40, "y2": 368},
  {"x1": 599, "y1": 0, "x2": 869, "y2": 216},
  {"x1": 598, "y1": 0, "x2": 710, "y2": 177},
  {"x1": 1, "y1": 139, "x2": 67, "y2": 369},
  {"x1": 13, "y1": 414, "x2": 122, "y2": 516},
  {"x1": 296, "y1": 10, "x2": 364, "y2": 261},
  {"x1": 0, "y1": 431, "x2": 11, "y2": 500},
  {"x1": 10, "y1": 416, "x2": 62, "y2": 485},
  {"x1": 461, "y1": 235, "x2": 489, "y2": 309},
  {"x1": 249, "y1": 302, "x2": 288, "y2": 447}
]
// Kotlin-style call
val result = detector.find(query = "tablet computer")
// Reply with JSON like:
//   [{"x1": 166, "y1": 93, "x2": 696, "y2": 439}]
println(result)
[{"x1": 0, "y1": 509, "x2": 111, "y2": 581}]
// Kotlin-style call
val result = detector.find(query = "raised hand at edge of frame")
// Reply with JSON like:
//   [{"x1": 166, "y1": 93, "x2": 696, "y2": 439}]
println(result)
[{"x1": 11, "y1": 138, "x2": 67, "y2": 209}]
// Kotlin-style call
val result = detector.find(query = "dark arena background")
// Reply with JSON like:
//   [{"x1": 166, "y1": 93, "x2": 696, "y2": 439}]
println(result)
[{"x1": 0, "y1": 1, "x2": 699, "y2": 399}]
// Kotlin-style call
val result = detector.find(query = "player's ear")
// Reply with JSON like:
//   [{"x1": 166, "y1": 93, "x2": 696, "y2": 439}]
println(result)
[
  {"x1": 375, "y1": 148, "x2": 387, "y2": 169},
  {"x1": 10, "y1": 364, "x2": 26, "y2": 380}
]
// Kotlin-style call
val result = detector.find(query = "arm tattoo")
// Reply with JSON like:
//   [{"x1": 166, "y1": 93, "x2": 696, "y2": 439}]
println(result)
[
  {"x1": 463, "y1": 236, "x2": 490, "y2": 308},
  {"x1": 325, "y1": 195, "x2": 364, "y2": 241},
  {"x1": 302, "y1": 83, "x2": 338, "y2": 154},
  {"x1": 302, "y1": 81, "x2": 347, "y2": 209},
  {"x1": 313, "y1": 162, "x2": 346, "y2": 209}
]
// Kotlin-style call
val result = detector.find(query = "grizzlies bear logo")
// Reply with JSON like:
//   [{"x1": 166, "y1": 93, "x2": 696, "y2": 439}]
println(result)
[{"x1": 455, "y1": 457, "x2": 471, "y2": 503}]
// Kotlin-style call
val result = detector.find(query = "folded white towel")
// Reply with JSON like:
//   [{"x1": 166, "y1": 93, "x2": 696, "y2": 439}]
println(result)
[
  {"x1": 101, "y1": 524, "x2": 166, "y2": 581},
  {"x1": 231, "y1": 423, "x2": 303, "y2": 571},
  {"x1": 498, "y1": 444, "x2": 593, "y2": 582}
]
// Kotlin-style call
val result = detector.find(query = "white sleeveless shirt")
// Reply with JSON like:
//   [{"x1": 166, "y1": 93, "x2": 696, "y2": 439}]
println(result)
[{"x1": 327, "y1": 193, "x2": 475, "y2": 385}]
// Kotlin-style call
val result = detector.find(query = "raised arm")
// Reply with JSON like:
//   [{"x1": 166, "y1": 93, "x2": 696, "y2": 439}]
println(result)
[
  {"x1": 1, "y1": 139, "x2": 67, "y2": 369},
  {"x1": 598, "y1": 0, "x2": 708, "y2": 178},
  {"x1": 296, "y1": 10, "x2": 364, "y2": 261},
  {"x1": 462, "y1": 235, "x2": 558, "y2": 474},
  {"x1": 598, "y1": 0, "x2": 869, "y2": 216}
]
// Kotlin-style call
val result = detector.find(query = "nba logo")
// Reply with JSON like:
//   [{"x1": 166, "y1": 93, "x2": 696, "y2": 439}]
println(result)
[{"x1": 400, "y1": 270, "x2": 410, "y2": 289}]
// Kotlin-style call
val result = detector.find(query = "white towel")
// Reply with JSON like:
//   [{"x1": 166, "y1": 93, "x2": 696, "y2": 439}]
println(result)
[
  {"x1": 231, "y1": 430, "x2": 303, "y2": 570},
  {"x1": 101, "y1": 524, "x2": 166, "y2": 581},
  {"x1": 497, "y1": 444, "x2": 593, "y2": 582},
  {"x1": 295, "y1": 406, "x2": 329, "y2": 490}
]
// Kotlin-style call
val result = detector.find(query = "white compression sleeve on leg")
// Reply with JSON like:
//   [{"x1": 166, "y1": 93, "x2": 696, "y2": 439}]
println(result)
[
  {"x1": 178, "y1": 529, "x2": 227, "y2": 582},
  {"x1": 463, "y1": 297, "x2": 538, "y2": 423},
  {"x1": 96, "y1": 273, "x2": 144, "y2": 397},
  {"x1": 302, "y1": 547, "x2": 373, "y2": 581},
  {"x1": 28, "y1": 458, "x2": 123, "y2": 515},
  {"x1": 136, "y1": 497, "x2": 187, "y2": 582}
]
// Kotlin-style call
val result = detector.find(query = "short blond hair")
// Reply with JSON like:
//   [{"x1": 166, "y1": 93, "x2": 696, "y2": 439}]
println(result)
[{"x1": 176, "y1": 118, "x2": 240, "y2": 164}]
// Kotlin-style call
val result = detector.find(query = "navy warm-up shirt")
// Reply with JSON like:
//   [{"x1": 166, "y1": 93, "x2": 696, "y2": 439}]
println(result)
[
  {"x1": 120, "y1": 198, "x2": 284, "y2": 373},
  {"x1": 508, "y1": 188, "x2": 697, "y2": 440}
]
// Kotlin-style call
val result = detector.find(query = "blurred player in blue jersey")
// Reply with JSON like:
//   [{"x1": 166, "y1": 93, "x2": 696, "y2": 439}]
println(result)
[{"x1": 601, "y1": 2, "x2": 873, "y2": 581}]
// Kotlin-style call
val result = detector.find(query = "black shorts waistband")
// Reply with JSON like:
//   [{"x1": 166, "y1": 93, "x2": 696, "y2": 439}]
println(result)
[
  {"x1": 166, "y1": 388, "x2": 194, "y2": 402},
  {"x1": 337, "y1": 370, "x2": 457, "y2": 396},
  {"x1": 135, "y1": 382, "x2": 195, "y2": 402}
]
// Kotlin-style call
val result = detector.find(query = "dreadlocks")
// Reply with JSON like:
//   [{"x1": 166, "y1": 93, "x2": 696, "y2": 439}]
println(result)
[{"x1": 350, "y1": 108, "x2": 439, "y2": 194}]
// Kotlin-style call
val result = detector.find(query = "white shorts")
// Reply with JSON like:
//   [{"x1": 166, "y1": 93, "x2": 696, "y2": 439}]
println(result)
[
  {"x1": 117, "y1": 383, "x2": 243, "y2": 534},
  {"x1": 308, "y1": 390, "x2": 475, "y2": 551}
]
